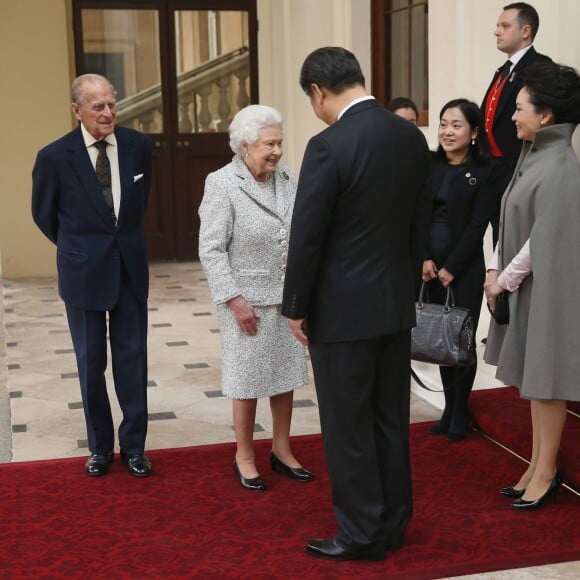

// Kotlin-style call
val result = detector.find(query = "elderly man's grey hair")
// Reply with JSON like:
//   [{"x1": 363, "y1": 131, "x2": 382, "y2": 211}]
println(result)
[
  {"x1": 72, "y1": 74, "x2": 116, "y2": 105},
  {"x1": 229, "y1": 105, "x2": 284, "y2": 155}
]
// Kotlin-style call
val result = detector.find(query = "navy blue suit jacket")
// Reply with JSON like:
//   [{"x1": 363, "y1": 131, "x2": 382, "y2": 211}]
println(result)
[{"x1": 32, "y1": 125, "x2": 152, "y2": 310}]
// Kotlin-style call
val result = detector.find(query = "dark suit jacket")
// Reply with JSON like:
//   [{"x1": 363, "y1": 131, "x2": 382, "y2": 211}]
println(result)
[
  {"x1": 282, "y1": 100, "x2": 432, "y2": 343},
  {"x1": 427, "y1": 156, "x2": 501, "y2": 316},
  {"x1": 32, "y1": 125, "x2": 152, "y2": 310},
  {"x1": 482, "y1": 47, "x2": 551, "y2": 242},
  {"x1": 481, "y1": 46, "x2": 552, "y2": 161}
]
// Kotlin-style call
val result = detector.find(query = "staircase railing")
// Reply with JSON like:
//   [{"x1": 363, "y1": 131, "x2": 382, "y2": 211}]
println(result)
[{"x1": 116, "y1": 46, "x2": 250, "y2": 133}]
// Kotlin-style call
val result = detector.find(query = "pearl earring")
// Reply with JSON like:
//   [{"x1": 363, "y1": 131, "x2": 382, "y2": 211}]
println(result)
[{"x1": 471, "y1": 139, "x2": 475, "y2": 146}]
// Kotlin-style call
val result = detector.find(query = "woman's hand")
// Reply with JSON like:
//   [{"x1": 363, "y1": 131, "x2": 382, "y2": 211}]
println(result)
[
  {"x1": 422, "y1": 260, "x2": 438, "y2": 282},
  {"x1": 484, "y1": 270, "x2": 503, "y2": 311},
  {"x1": 437, "y1": 267, "x2": 454, "y2": 288},
  {"x1": 227, "y1": 296, "x2": 261, "y2": 336}
]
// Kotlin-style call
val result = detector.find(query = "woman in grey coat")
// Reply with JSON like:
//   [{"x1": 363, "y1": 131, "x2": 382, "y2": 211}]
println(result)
[
  {"x1": 199, "y1": 105, "x2": 312, "y2": 492},
  {"x1": 484, "y1": 62, "x2": 580, "y2": 510}
]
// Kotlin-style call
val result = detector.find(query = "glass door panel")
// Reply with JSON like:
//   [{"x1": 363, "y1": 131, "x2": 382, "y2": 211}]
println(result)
[
  {"x1": 174, "y1": 10, "x2": 251, "y2": 133},
  {"x1": 80, "y1": 9, "x2": 164, "y2": 133}
]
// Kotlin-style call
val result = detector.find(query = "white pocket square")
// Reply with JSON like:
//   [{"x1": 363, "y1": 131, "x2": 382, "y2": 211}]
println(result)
[{"x1": 133, "y1": 174, "x2": 144, "y2": 183}]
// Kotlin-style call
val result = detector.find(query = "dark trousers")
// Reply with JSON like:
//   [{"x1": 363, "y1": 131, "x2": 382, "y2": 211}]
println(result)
[
  {"x1": 65, "y1": 263, "x2": 148, "y2": 454},
  {"x1": 308, "y1": 330, "x2": 412, "y2": 549}
]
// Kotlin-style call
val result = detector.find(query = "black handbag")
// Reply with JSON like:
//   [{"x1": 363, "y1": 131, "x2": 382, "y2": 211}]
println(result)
[
  {"x1": 411, "y1": 281, "x2": 476, "y2": 367},
  {"x1": 488, "y1": 291, "x2": 509, "y2": 325}
]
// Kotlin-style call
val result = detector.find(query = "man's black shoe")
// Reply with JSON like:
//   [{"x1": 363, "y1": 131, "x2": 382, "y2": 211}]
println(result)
[
  {"x1": 306, "y1": 537, "x2": 386, "y2": 561},
  {"x1": 85, "y1": 451, "x2": 114, "y2": 477},
  {"x1": 121, "y1": 451, "x2": 152, "y2": 477}
]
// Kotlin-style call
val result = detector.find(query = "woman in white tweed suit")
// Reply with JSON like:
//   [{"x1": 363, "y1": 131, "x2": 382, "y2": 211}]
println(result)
[{"x1": 199, "y1": 105, "x2": 313, "y2": 492}]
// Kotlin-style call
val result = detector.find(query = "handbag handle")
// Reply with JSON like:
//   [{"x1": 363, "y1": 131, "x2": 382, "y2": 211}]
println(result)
[{"x1": 417, "y1": 280, "x2": 456, "y2": 311}]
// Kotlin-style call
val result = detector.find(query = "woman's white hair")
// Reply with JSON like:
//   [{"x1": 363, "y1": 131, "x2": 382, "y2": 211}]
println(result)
[{"x1": 229, "y1": 104, "x2": 284, "y2": 155}]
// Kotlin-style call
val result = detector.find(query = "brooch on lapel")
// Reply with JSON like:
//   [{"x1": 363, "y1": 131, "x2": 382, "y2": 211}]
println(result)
[
  {"x1": 281, "y1": 171, "x2": 289, "y2": 180},
  {"x1": 465, "y1": 172, "x2": 477, "y2": 186}
]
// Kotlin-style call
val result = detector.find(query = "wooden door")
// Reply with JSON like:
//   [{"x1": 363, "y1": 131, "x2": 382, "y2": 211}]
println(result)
[{"x1": 73, "y1": 0, "x2": 258, "y2": 260}]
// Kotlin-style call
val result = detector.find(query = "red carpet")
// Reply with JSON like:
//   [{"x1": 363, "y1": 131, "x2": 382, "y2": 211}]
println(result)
[
  {"x1": 470, "y1": 386, "x2": 580, "y2": 492},
  {"x1": 1, "y1": 426, "x2": 579, "y2": 579}
]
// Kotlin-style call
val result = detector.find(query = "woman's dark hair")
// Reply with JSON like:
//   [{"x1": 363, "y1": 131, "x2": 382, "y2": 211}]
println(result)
[
  {"x1": 386, "y1": 97, "x2": 419, "y2": 118},
  {"x1": 435, "y1": 98, "x2": 491, "y2": 163},
  {"x1": 299, "y1": 47, "x2": 365, "y2": 96},
  {"x1": 522, "y1": 61, "x2": 580, "y2": 124}
]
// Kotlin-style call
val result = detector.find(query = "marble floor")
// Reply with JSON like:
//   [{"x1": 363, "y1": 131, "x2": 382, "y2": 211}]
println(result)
[{"x1": 0, "y1": 261, "x2": 577, "y2": 579}]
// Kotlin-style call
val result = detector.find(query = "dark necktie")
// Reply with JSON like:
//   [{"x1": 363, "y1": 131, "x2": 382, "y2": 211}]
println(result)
[
  {"x1": 498, "y1": 60, "x2": 512, "y2": 84},
  {"x1": 94, "y1": 140, "x2": 116, "y2": 221}
]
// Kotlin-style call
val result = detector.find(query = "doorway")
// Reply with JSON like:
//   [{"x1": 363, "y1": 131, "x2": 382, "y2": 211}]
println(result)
[{"x1": 73, "y1": 0, "x2": 258, "y2": 260}]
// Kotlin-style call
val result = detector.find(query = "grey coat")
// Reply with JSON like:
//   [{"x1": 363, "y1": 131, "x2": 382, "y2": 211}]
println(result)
[
  {"x1": 198, "y1": 154, "x2": 297, "y2": 306},
  {"x1": 484, "y1": 124, "x2": 580, "y2": 401}
]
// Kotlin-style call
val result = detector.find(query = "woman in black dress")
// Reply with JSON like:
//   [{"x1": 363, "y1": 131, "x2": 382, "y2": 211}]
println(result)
[{"x1": 422, "y1": 99, "x2": 500, "y2": 441}]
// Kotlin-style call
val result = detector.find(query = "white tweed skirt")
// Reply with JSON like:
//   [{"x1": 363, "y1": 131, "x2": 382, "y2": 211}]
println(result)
[{"x1": 216, "y1": 303, "x2": 309, "y2": 399}]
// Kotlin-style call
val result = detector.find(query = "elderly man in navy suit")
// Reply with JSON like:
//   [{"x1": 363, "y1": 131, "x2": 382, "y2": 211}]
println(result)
[
  {"x1": 32, "y1": 74, "x2": 153, "y2": 477},
  {"x1": 282, "y1": 47, "x2": 431, "y2": 561}
]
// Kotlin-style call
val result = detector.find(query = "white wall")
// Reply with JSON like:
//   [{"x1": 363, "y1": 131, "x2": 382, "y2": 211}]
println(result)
[{"x1": 257, "y1": 0, "x2": 369, "y2": 174}]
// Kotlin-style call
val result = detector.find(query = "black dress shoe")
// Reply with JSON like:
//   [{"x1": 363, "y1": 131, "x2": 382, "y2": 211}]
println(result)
[
  {"x1": 384, "y1": 534, "x2": 404, "y2": 551},
  {"x1": 121, "y1": 451, "x2": 152, "y2": 478},
  {"x1": 499, "y1": 485, "x2": 525, "y2": 499},
  {"x1": 511, "y1": 472, "x2": 562, "y2": 511},
  {"x1": 270, "y1": 451, "x2": 314, "y2": 482},
  {"x1": 85, "y1": 451, "x2": 114, "y2": 477},
  {"x1": 428, "y1": 421, "x2": 449, "y2": 435},
  {"x1": 233, "y1": 461, "x2": 265, "y2": 491},
  {"x1": 306, "y1": 537, "x2": 386, "y2": 561}
]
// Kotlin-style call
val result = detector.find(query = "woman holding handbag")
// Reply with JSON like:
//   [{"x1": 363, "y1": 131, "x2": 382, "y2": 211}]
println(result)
[{"x1": 422, "y1": 99, "x2": 501, "y2": 441}]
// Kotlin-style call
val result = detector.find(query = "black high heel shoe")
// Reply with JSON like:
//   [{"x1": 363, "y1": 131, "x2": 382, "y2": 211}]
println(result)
[
  {"x1": 511, "y1": 472, "x2": 562, "y2": 511},
  {"x1": 499, "y1": 485, "x2": 525, "y2": 499},
  {"x1": 270, "y1": 451, "x2": 314, "y2": 482},
  {"x1": 233, "y1": 461, "x2": 266, "y2": 492}
]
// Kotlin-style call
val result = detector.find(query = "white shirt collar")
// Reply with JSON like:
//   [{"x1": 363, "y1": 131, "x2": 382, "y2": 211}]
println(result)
[
  {"x1": 80, "y1": 123, "x2": 117, "y2": 148},
  {"x1": 507, "y1": 45, "x2": 533, "y2": 71},
  {"x1": 337, "y1": 95, "x2": 375, "y2": 121}
]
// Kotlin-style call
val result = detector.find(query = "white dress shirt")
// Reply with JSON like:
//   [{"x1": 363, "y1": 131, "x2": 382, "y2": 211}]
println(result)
[{"x1": 488, "y1": 239, "x2": 532, "y2": 291}]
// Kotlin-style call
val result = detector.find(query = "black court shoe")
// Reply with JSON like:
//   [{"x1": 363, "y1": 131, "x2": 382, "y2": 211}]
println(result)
[
  {"x1": 270, "y1": 451, "x2": 314, "y2": 482},
  {"x1": 511, "y1": 472, "x2": 562, "y2": 511},
  {"x1": 233, "y1": 461, "x2": 266, "y2": 491},
  {"x1": 499, "y1": 485, "x2": 525, "y2": 499}
]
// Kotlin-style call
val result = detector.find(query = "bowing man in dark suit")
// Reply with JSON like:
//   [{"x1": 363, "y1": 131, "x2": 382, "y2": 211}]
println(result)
[
  {"x1": 32, "y1": 74, "x2": 153, "y2": 478},
  {"x1": 282, "y1": 47, "x2": 431, "y2": 561},
  {"x1": 481, "y1": 2, "x2": 551, "y2": 244}
]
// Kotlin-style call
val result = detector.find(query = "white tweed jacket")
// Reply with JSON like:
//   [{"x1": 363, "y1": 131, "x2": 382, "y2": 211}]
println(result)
[{"x1": 198, "y1": 154, "x2": 297, "y2": 306}]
